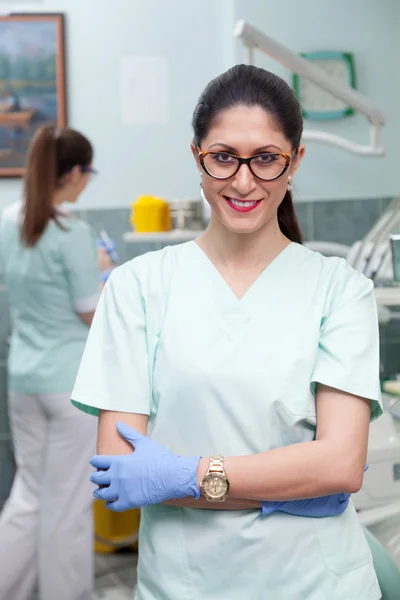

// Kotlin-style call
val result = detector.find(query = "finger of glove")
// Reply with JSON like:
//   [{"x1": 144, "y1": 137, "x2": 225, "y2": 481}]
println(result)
[
  {"x1": 105, "y1": 498, "x2": 132, "y2": 512},
  {"x1": 93, "y1": 484, "x2": 119, "y2": 502},
  {"x1": 90, "y1": 469, "x2": 112, "y2": 486},
  {"x1": 90, "y1": 455, "x2": 114, "y2": 470},
  {"x1": 260, "y1": 501, "x2": 281, "y2": 515},
  {"x1": 116, "y1": 422, "x2": 146, "y2": 447}
]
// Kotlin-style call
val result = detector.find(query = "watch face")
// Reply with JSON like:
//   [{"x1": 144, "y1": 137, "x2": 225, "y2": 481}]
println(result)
[{"x1": 203, "y1": 473, "x2": 229, "y2": 499}]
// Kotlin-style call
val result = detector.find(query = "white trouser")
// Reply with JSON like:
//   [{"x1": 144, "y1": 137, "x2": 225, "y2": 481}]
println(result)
[{"x1": 0, "y1": 392, "x2": 97, "y2": 600}]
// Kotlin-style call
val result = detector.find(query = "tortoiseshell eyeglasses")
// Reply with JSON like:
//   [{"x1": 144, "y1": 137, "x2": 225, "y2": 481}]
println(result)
[{"x1": 197, "y1": 147, "x2": 295, "y2": 181}]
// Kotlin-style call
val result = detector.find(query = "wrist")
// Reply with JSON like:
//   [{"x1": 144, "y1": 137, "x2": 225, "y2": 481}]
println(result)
[
  {"x1": 198, "y1": 455, "x2": 231, "y2": 503},
  {"x1": 176, "y1": 455, "x2": 201, "y2": 500},
  {"x1": 196, "y1": 457, "x2": 209, "y2": 491}
]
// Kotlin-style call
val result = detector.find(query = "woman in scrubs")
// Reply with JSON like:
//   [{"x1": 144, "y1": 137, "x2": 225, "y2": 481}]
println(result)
[
  {"x1": 72, "y1": 66, "x2": 382, "y2": 599},
  {"x1": 0, "y1": 126, "x2": 100, "y2": 600}
]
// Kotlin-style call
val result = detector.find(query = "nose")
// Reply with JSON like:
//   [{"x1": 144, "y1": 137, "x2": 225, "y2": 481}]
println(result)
[{"x1": 231, "y1": 163, "x2": 257, "y2": 196}]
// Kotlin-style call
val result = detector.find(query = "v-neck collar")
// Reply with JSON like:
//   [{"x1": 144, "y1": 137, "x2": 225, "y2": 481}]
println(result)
[{"x1": 190, "y1": 240, "x2": 295, "y2": 305}]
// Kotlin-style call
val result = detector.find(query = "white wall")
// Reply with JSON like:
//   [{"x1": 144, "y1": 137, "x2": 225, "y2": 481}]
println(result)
[
  {"x1": 0, "y1": 0, "x2": 398, "y2": 209},
  {"x1": 0, "y1": 0, "x2": 234, "y2": 210},
  {"x1": 234, "y1": 0, "x2": 398, "y2": 201}
]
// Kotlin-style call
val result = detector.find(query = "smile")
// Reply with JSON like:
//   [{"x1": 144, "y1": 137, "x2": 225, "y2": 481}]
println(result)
[{"x1": 224, "y1": 197, "x2": 262, "y2": 213}]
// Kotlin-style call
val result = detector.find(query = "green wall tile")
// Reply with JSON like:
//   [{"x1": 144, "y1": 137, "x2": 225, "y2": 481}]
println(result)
[{"x1": 313, "y1": 198, "x2": 380, "y2": 246}]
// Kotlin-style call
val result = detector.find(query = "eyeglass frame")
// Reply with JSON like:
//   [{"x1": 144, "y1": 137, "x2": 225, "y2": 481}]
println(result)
[
  {"x1": 65, "y1": 165, "x2": 98, "y2": 176},
  {"x1": 81, "y1": 166, "x2": 98, "y2": 175},
  {"x1": 197, "y1": 146, "x2": 296, "y2": 182}
]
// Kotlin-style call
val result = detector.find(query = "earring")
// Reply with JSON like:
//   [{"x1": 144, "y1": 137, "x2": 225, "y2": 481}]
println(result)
[{"x1": 287, "y1": 177, "x2": 293, "y2": 192}]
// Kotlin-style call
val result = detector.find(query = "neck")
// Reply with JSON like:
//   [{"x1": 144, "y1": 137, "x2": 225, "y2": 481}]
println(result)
[
  {"x1": 199, "y1": 214, "x2": 290, "y2": 268},
  {"x1": 53, "y1": 188, "x2": 74, "y2": 206},
  {"x1": 53, "y1": 190, "x2": 65, "y2": 206}
]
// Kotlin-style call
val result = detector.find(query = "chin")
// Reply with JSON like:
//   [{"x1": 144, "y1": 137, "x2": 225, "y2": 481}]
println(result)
[
  {"x1": 229, "y1": 225, "x2": 263, "y2": 235},
  {"x1": 220, "y1": 216, "x2": 265, "y2": 235},
  {"x1": 216, "y1": 207, "x2": 268, "y2": 235}
]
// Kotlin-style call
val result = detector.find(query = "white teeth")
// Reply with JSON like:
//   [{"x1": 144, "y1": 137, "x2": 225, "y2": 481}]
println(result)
[{"x1": 229, "y1": 198, "x2": 258, "y2": 208}]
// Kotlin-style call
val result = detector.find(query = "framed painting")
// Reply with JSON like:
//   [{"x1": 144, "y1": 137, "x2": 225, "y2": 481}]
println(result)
[{"x1": 0, "y1": 13, "x2": 66, "y2": 177}]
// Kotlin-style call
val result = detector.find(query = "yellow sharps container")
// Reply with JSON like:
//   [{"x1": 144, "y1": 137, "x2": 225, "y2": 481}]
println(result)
[
  {"x1": 94, "y1": 499, "x2": 140, "y2": 554},
  {"x1": 130, "y1": 196, "x2": 171, "y2": 233}
]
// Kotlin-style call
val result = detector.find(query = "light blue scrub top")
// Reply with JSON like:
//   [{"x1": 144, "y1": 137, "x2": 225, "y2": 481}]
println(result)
[
  {"x1": 72, "y1": 241, "x2": 382, "y2": 600},
  {"x1": 0, "y1": 202, "x2": 100, "y2": 395}
]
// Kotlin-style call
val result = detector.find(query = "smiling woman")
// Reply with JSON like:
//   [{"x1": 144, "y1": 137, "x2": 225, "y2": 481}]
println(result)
[
  {"x1": 71, "y1": 65, "x2": 382, "y2": 600},
  {"x1": 191, "y1": 67, "x2": 305, "y2": 243}
]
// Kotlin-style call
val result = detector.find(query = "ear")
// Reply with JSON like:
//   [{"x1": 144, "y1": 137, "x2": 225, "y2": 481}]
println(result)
[
  {"x1": 69, "y1": 165, "x2": 83, "y2": 184},
  {"x1": 290, "y1": 145, "x2": 306, "y2": 176},
  {"x1": 190, "y1": 142, "x2": 202, "y2": 172},
  {"x1": 190, "y1": 142, "x2": 197, "y2": 160}
]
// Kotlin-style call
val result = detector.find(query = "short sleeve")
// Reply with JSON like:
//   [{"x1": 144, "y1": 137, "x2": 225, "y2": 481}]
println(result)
[
  {"x1": 71, "y1": 264, "x2": 151, "y2": 417},
  {"x1": 311, "y1": 265, "x2": 382, "y2": 421},
  {"x1": 61, "y1": 220, "x2": 100, "y2": 312}
]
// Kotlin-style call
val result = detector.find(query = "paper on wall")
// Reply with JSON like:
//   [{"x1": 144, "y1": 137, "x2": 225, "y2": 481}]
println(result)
[{"x1": 119, "y1": 56, "x2": 169, "y2": 125}]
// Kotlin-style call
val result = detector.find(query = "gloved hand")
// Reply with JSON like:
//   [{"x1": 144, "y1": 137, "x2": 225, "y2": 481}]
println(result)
[
  {"x1": 90, "y1": 422, "x2": 200, "y2": 512},
  {"x1": 261, "y1": 493, "x2": 350, "y2": 517},
  {"x1": 100, "y1": 267, "x2": 114, "y2": 284}
]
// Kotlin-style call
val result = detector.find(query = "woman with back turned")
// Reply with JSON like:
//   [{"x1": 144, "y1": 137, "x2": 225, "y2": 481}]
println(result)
[{"x1": 0, "y1": 125, "x2": 100, "y2": 600}]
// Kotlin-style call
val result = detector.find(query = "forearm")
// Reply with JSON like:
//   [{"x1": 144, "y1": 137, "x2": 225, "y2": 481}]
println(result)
[
  {"x1": 164, "y1": 497, "x2": 261, "y2": 510},
  {"x1": 92, "y1": 389, "x2": 368, "y2": 514},
  {"x1": 97, "y1": 410, "x2": 148, "y2": 455},
  {"x1": 197, "y1": 439, "x2": 364, "y2": 502}
]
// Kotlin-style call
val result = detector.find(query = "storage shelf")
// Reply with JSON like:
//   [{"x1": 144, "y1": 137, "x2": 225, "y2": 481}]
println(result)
[
  {"x1": 374, "y1": 287, "x2": 400, "y2": 307},
  {"x1": 123, "y1": 229, "x2": 204, "y2": 243}
]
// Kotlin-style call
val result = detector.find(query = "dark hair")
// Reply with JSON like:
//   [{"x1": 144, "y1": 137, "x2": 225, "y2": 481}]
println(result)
[
  {"x1": 192, "y1": 65, "x2": 303, "y2": 243},
  {"x1": 21, "y1": 125, "x2": 93, "y2": 247}
]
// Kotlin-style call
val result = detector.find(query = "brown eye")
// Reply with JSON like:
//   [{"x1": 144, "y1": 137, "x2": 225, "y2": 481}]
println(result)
[
  {"x1": 252, "y1": 153, "x2": 279, "y2": 165},
  {"x1": 211, "y1": 153, "x2": 237, "y2": 164}
]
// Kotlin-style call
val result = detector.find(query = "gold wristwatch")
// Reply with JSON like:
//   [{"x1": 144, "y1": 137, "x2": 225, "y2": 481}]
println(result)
[{"x1": 200, "y1": 455, "x2": 230, "y2": 502}]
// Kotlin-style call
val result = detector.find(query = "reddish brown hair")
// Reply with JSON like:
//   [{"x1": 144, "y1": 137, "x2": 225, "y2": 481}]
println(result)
[{"x1": 21, "y1": 125, "x2": 93, "y2": 247}]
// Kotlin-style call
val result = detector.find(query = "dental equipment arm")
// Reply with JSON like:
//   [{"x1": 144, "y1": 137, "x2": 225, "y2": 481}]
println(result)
[{"x1": 234, "y1": 20, "x2": 386, "y2": 156}]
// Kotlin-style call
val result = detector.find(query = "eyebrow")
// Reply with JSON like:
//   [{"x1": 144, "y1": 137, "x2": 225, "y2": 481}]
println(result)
[{"x1": 208, "y1": 143, "x2": 284, "y2": 154}]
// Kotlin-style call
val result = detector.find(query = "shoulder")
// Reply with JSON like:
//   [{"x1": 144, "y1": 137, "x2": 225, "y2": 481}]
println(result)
[
  {"x1": 57, "y1": 214, "x2": 96, "y2": 249},
  {"x1": 297, "y1": 243, "x2": 374, "y2": 312},
  {"x1": 1, "y1": 201, "x2": 22, "y2": 226},
  {"x1": 59, "y1": 213, "x2": 93, "y2": 235},
  {"x1": 107, "y1": 243, "x2": 187, "y2": 297}
]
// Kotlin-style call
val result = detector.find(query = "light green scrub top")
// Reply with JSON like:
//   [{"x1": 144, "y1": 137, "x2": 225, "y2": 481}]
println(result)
[
  {"x1": 0, "y1": 202, "x2": 100, "y2": 395},
  {"x1": 72, "y1": 241, "x2": 382, "y2": 600}
]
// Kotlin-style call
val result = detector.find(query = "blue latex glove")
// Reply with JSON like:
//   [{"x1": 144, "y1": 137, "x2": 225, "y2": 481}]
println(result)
[
  {"x1": 96, "y1": 236, "x2": 119, "y2": 264},
  {"x1": 100, "y1": 267, "x2": 114, "y2": 283},
  {"x1": 261, "y1": 465, "x2": 368, "y2": 518},
  {"x1": 90, "y1": 422, "x2": 200, "y2": 512},
  {"x1": 261, "y1": 494, "x2": 350, "y2": 517}
]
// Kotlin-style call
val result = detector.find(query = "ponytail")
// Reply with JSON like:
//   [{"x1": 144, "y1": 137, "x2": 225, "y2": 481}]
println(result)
[
  {"x1": 277, "y1": 190, "x2": 303, "y2": 244},
  {"x1": 21, "y1": 125, "x2": 59, "y2": 247},
  {"x1": 20, "y1": 125, "x2": 93, "y2": 247}
]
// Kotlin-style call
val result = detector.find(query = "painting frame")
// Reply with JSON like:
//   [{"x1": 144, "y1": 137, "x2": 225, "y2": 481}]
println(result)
[{"x1": 0, "y1": 13, "x2": 67, "y2": 178}]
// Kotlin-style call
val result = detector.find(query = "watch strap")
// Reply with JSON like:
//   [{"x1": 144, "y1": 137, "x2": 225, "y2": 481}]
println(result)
[{"x1": 208, "y1": 455, "x2": 225, "y2": 475}]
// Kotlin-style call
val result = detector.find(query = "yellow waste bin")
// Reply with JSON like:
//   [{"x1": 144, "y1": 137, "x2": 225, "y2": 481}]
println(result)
[
  {"x1": 130, "y1": 195, "x2": 171, "y2": 233},
  {"x1": 94, "y1": 499, "x2": 140, "y2": 554}
]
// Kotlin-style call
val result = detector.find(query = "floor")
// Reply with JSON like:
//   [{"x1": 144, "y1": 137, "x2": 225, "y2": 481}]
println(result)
[
  {"x1": 31, "y1": 551, "x2": 138, "y2": 600},
  {"x1": 95, "y1": 551, "x2": 138, "y2": 599}
]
